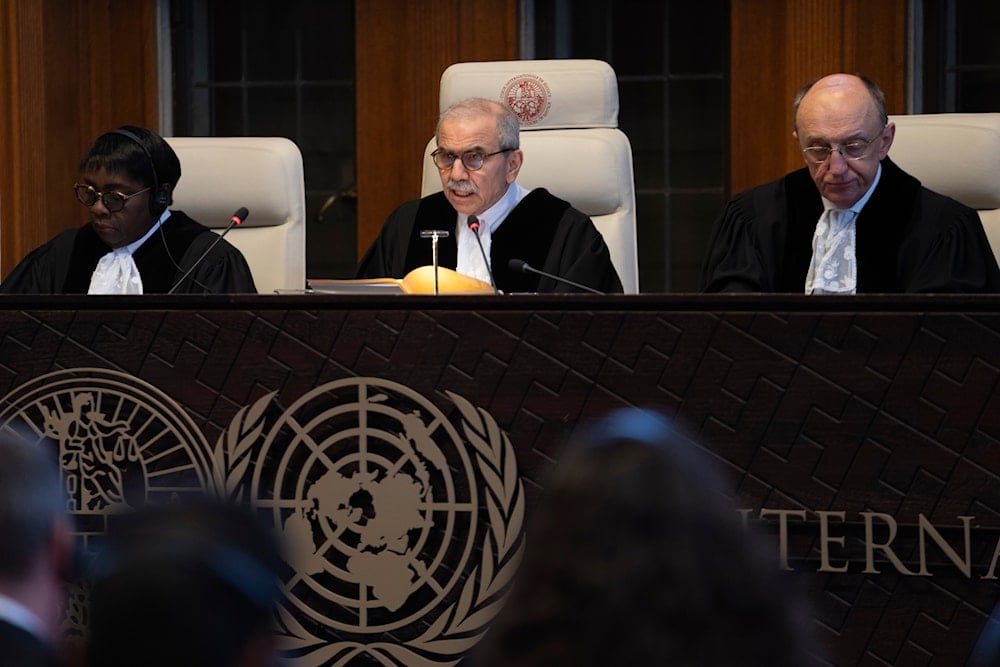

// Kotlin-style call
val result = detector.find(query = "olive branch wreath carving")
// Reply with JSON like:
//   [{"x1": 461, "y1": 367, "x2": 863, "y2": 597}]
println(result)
[
  {"x1": 223, "y1": 389, "x2": 525, "y2": 667},
  {"x1": 211, "y1": 391, "x2": 276, "y2": 503},
  {"x1": 398, "y1": 391, "x2": 526, "y2": 663}
]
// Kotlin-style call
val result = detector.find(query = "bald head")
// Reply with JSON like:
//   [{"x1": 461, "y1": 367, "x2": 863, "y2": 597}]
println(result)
[
  {"x1": 793, "y1": 73, "x2": 888, "y2": 134},
  {"x1": 791, "y1": 73, "x2": 895, "y2": 209}
]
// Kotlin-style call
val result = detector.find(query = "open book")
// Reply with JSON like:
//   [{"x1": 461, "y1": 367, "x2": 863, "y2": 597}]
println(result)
[{"x1": 307, "y1": 266, "x2": 495, "y2": 295}]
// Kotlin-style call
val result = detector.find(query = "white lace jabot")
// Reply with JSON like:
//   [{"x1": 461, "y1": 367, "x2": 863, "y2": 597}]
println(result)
[
  {"x1": 87, "y1": 211, "x2": 170, "y2": 295},
  {"x1": 804, "y1": 165, "x2": 882, "y2": 295},
  {"x1": 88, "y1": 250, "x2": 144, "y2": 294},
  {"x1": 804, "y1": 208, "x2": 858, "y2": 294}
]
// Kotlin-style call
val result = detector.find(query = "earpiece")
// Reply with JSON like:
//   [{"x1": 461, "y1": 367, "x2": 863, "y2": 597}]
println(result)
[{"x1": 111, "y1": 128, "x2": 168, "y2": 219}]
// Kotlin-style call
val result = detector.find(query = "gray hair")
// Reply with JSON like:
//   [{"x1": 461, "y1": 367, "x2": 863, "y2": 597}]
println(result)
[
  {"x1": 0, "y1": 426, "x2": 66, "y2": 578},
  {"x1": 792, "y1": 73, "x2": 888, "y2": 131},
  {"x1": 435, "y1": 97, "x2": 520, "y2": 150}
]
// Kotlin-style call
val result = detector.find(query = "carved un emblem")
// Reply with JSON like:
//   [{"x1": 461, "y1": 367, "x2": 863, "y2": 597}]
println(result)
[
  {"x1": 210, "y1": 377, "x2": 525, "y2": 665},
  {"x1": 0, "y1": 370, "x2": 524, "y2": 666},
  {"x1": 502, "y1": 73, "x2": 552, "y2": 126}
]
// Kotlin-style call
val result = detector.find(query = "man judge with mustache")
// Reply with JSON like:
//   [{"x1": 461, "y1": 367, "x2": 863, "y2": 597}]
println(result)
[{"x1": 356, "y1": 97, "x2": 622, "y2": 294}]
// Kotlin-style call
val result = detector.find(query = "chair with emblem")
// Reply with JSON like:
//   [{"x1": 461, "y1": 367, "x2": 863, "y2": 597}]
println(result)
[
  {"x1": 165, "y1": 136, "x2": 307, "y2": 294},
  {"x1": 888, "y1": 112, "x2": 1000, "y2": 265},
  {"x1": 420, "y1": 59, "x2": 640, "y2": 293}
]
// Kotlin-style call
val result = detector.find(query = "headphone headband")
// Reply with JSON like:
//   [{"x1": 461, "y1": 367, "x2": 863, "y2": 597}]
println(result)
[{"x1": 111, "y1": 128, "x2": 169, "y2": 217}]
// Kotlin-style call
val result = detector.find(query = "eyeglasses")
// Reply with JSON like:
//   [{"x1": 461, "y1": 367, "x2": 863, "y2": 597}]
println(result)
[
  {"x1": 431, "y1": 147, "x2": 513, "y2": 171},
  {"x1": 74, "y1": 183, "x2": 151, "y2": 212},
  {"x1": 800, "y1": 129, "x2": 885, "y2": 164}
]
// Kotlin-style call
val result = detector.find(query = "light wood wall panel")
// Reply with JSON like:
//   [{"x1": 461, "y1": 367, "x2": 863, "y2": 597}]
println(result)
[
  {"x1": 730, "y1": 0, "x2": 907, "y2": 195},
  {"x1": 355, "y1": 0, "x2": 518, "y2": 258},
  {"x1": 0, "y1": 0, "x2": 158, "y2": 278}
]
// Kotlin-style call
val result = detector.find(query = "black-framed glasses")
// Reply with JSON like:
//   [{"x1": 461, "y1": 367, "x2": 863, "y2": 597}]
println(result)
[
  {"x1": 800, "y1": 128, "x2": 885, "y2": 164},
  {"x1": 431, "y1": 147, "x2": 513, "y2": 171},
  {"x1": 73, "y1": 183, "x2": 151, "y2": 212}
]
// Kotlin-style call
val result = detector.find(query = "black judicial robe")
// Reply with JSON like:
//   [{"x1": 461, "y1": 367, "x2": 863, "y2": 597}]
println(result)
[
  {"x1": 356, "y1": 188, "x2": 623, "y2": 293},
  {"x1": 701, "y1": 158, "x2": 1000, "y2": 293},
  {"x1": 0, "y1": 211, "x2": 257, "y2": 294}
]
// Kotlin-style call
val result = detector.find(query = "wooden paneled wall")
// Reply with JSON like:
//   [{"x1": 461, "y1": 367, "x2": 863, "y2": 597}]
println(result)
[
  {"x1": 0, "y1": 0, "x2": 158, "y2": 277},
  {"x1": 354, "y1": 0, "x2": 519, "y2": 258},
  {"x1": 730, "y1": 0, "x2": 907, "y2": 195},
  {"x1": 1, "y1": 1, "x2": 909, "y2": 273}
]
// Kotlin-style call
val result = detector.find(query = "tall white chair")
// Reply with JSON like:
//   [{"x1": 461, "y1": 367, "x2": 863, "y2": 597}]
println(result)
[
  {"x1": 166, "y1": 137, "x2": 307, "y2": 294},
  {"x1": 888, "y1": 113, "x2": 1000, "y2": 264},
  {"x1": 421, "y1": 59, "x2": 640, "y2": 293}
]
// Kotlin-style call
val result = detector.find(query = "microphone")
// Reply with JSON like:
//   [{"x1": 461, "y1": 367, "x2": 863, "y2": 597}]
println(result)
[
  {"x1": 467, "y1": 215, "x2": 499, "y2": 293},
  {"x1": 167, "y1": 207, "x2": 249, "y2": 294},
  {"x1": 507, "y1": 258, "x2": 605, "y2": 295}
]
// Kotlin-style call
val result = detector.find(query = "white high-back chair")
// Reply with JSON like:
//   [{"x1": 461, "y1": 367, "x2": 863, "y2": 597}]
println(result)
[
  {"x1": 421, "y1": 59, "x2": 640, "y2": 293},
  {"x1": 166, "y1": 137, "x2": 307, "y2": 294},
  {"x1": 888, "y1": 113, "x2": 1000, "y2": 264}
]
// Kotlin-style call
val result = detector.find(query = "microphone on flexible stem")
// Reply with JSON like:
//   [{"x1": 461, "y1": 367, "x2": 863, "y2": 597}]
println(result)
[
  {"x1": 167, "y1": 207, "x2": 249, "y2": 294},
  {"x1": 467, "y1": 215, "x2": 499, "y2": 294},
  {"x1": 507, "y1": 258, "x2": 605, "y2": 295}
]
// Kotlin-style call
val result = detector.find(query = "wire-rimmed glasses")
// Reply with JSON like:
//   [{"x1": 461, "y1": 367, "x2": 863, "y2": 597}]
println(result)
[
  {"x1": 73, "y1": 183, "x2": 151, "y2": 212},
  {"x1": 800, "y1": 128, "x2": 885, "y2": 164},
  {"x1": 430, "y1": 147, "x2": 513, "y2": 171}
]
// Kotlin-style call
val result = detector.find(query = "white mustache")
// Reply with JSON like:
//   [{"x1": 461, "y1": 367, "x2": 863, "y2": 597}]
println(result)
[{"x1": 447, "y1": 179, "x2": 478, "y2": 195}]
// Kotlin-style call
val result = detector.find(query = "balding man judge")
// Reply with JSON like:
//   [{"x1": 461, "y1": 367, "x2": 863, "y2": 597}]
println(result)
[{"x1": 702, "y1": 73, "x2": 1000, "y2": 294}]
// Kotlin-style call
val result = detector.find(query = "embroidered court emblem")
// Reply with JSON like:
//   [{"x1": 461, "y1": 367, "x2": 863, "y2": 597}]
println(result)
[{"x1": 502, "y1": 73, "x2": 552, "y2": 126}]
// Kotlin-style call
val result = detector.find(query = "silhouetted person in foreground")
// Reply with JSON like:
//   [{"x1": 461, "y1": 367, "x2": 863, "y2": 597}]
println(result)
[
  {"x1": 479, "y1": 408, "x2": 815, "y2": 666},
  {"x1": 86, "y1": 498, "x2": 284, "y2": 667},
  {"x1": 969, "y1": 601, "x2": 1000, "y2": 667},
  {"x1": 0, "y1": 427, "x2": 75, "y2": 667}
]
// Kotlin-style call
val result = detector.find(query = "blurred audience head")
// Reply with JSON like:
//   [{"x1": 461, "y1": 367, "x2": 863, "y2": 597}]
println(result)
[
  {"x1": 480, "y1": 408, "x2": 814, "y2": 666},
  {"x1": 86, "y1": 497, "x2": 284, "y2": 667},
  {"x1": 0, "y1": 423, "x2": 73, "y2": 643},
  {"x1": 968, "y1": 601, "x2": 1000, "y2": 667}
]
